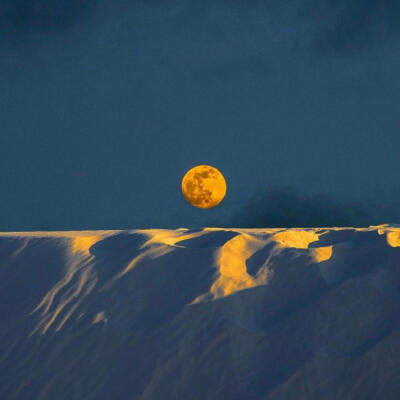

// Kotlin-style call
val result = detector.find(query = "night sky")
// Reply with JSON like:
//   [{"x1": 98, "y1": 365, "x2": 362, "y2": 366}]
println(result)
[{"x1": 1, "y1": 0, "x2": 400, "y2": 230}]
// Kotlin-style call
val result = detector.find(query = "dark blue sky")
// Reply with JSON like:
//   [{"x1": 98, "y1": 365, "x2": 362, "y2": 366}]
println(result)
[{"x1": 1, "y1": 1, "x2": 400, "y2": 229}]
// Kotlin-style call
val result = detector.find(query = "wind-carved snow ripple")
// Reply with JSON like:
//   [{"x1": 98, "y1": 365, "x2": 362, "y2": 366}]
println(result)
[
  {"x1": 192, "y1": 232, "x2": 270, "y2": 302},
  {"x1": 27, "y1": 225, "x2": 400, "y2": 333},
  {"x1": 192, "y1": 228, "x2": 333, "y2": 302},
  {"x1": 30, "y1": 236, "x2": 103, "y2": 335},
  {"x1": 115, "y1": 229, "x2": 209, "y2": 279}
]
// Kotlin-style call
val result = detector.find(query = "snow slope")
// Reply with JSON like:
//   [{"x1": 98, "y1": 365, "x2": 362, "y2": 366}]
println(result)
[{"x1": 1, "y1": 226, "x2": 400, "y2": 399}]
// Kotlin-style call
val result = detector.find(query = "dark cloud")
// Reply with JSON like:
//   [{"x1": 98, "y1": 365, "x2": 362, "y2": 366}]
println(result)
[
  {"x1": 311, "y1": 0, "x2": 400, "y2": 53},
  {"x1": 0, "y1": 1, "x2": 399, "y2": 230},
  {"x1": 0, "y1": 0, "x2": 98, "y2": 35},
  {"x1": 211, "y1": 187, "x2": 376, "y2": 228},
  {"x1": 1, "y1": 0, "x2": 399, "y2": 51},
  {"x1": 169, "y1": 0, "x2": 400, "y2": 54}
]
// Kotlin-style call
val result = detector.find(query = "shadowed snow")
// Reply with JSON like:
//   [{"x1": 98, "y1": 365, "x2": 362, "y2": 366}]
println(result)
[
  {"x1": 0, "y1": 225, "x2": 399, "y2": 336},
  {"x1": 1, "y1": 225, "x2": 400, "y2": 399}
]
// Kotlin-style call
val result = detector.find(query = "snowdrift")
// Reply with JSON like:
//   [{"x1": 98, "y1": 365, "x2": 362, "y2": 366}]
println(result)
[{"x1": 1, "y1": 225, "x2": 400, "y2": 399}]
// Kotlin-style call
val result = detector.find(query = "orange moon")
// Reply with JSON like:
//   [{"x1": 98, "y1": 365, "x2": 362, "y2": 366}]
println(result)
[{"x1": 181, "y1": 165, "x2": 227, "y2": 209}]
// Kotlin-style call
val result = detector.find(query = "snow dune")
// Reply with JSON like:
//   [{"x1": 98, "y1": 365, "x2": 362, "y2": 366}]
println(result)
[{"x1": 1, "y1": 225, "x2": 400, "y2": 399}]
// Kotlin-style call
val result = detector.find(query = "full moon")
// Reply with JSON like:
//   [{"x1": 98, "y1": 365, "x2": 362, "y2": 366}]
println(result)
[{"x1": 181, "y1": 165, "x2": 227, "y2": 209}]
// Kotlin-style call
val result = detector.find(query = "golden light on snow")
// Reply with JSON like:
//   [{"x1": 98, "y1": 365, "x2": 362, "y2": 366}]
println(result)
[
  {"x1": 71, "y1": 235, "x2": 102, "y2": 255},
  {"x1": 193, "y1": 233, "x2": 268, "y2": 302},
  {"x1": 208, "y1": 233, "x2": 268, "y2": 298},
  {"x1": 3, "y1": 224, "x2": 398, "y2": 335},
  {"x1": 181, "y1": 164, "x2": 226, "y2": 208},
  {"x1": 386, "y1": 231, "x2": 400, "y2": 247},
  {"x1": 311, "y1": 246, "x2": 333, "y2": 262},
  {"x1": 272, "y1": 230, "x2": 320, "y2": 249}
]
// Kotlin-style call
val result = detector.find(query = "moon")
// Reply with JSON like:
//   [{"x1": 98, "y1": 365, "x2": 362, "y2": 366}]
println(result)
[{"x1": 181, "y1": 165, "x2": 227, "y2": 209}]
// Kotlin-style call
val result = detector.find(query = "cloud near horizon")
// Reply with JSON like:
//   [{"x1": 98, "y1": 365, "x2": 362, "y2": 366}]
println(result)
[
  {"x1": 1, "y1": 1, "x2": 399, "y2": 231},
  {"x1": 210, "y1": 187, "x2": 376, "y2": 228}
]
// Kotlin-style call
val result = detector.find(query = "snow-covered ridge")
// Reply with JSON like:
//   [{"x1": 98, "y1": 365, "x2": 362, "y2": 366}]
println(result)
[
  {"x1": 0, "y1": 225, "x2": 399, "y2": 336},
  {"x1": 2, "y1": 226, "x2": 400, "y2": 399}
]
